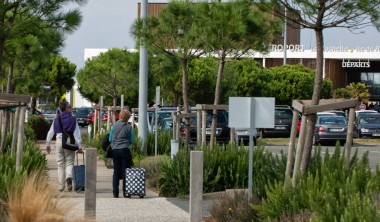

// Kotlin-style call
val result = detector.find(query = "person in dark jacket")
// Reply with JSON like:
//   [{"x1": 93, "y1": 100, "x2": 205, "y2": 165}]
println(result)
[
  {"x1": 109, "y1": 109, "x2": 134, "y2": 198},
  {"x1": 45, "y1": 102, "x2": 83, "y2": 192}
]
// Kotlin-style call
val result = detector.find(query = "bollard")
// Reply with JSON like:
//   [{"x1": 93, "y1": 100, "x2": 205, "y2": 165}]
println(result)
[
  {"x1": 189, "y1": 151, "x2": 203, "y2": 222},
  {"x1": 85, "y1": 148, "x2": 97, "y2": 219}
]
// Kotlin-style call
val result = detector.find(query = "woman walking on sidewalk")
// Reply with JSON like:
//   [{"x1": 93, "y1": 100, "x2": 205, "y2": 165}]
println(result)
[
  {"x1": 109, "y1": 109, "x2": 134, "y2": 198},
  {"x1": 45, "y1": 102, "x2": 83, "y2": 192}
]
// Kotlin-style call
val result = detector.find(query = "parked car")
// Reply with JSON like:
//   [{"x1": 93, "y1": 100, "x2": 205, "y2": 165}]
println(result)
[
  {"x1": 186, "y1": 110, "x2": 230, "y2": 145},
  {"x1": 318, "y1": 110, "x2": 346, "y2": 118},
  {"x1": 354, "y1": 114, "x2": 380, "y2": 138},
  {"x1": 314, "y1": 115, "x2": 348, "y2": 145},
  {"x1": 87, "y1": 110, "x2": 105, "y2": 125},
  {"x1": 317, "y1": 112, "x2": 338, "y2": 117},
  {"x1": 73, "y1": 107, "x2": 93, "y2": 127},
  {"x1": 259, "y1": 105, "x2": 294, "y2": 138},
  {"x1": 102, "y1": 110, "x2": 120, "y2": 123},
  {"x1": 355, "y1": 110, "x2": 379, "y2": 117},
  {"x1": 147, "y1": 107, "x2": 178, "y2": 132},
  {"x1": 234, "y1": 128, "x2": 257, "y2": 146},
  {"x1": 157, "y1": 117, "x2": 174, "y2": 131},
  {"x1": 41, "y1": 109, "x2": 57, "y2": 124}
]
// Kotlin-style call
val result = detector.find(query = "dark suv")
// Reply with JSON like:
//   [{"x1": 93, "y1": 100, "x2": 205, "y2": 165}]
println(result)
[
  {"x1": 73, "y1": 107, "x2": 93, "y2": 127},
  {"x1": 186, "y1": 110, "x2": 230, "y2": 145},
  {"x1": 258, "y1": 105, "x2": 294, "y2": 138}
]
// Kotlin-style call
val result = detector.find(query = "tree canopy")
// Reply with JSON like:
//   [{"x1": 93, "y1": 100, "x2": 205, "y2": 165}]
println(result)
[{"x1": 76, "y1": 48, "x2": 142, "y2": 108}]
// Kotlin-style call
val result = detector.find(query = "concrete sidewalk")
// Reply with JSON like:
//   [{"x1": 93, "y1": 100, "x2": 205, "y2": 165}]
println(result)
[{"x1": 39, "y1": 141, "x2": 214, "y2": 222}]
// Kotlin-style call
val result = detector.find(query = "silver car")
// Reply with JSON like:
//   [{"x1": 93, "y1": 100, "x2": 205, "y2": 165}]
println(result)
[{"x1": 314, "y1": 116, "x2": 348, "y2": 145}]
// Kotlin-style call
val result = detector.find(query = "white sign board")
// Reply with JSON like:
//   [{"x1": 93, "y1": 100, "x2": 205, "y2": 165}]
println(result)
[{"x1": 229, "y1": 97, "x2": 275, "y2": 129}]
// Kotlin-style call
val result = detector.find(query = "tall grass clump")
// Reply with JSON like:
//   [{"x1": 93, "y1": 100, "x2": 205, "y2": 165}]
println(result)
[
  {"x1": 4, "y1": 172, "x2": 71, "y2": 221},
  {"x1": 0, "y1": 140, "x2": 47, "y2": 215},
  {"x1": 253, "y1": 146, "x2": 380, "y2": 221},
  {"x1": 158, "y1": 143, "x2": 286, "y2": 197}
]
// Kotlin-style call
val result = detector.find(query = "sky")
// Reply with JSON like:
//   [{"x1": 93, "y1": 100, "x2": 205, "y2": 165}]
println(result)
[{"x1": 61, "y1": 0, "x2": 380, "y2": 70}]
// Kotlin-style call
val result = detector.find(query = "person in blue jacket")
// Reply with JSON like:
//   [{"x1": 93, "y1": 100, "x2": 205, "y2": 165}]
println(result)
[{"x1": 109, "y1": 109, "x2": 134, "y2": 198}]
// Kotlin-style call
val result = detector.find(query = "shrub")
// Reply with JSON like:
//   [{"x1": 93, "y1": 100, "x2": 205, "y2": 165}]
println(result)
[
  {"x1": 210, "y1": 190, "x2": 259, "y2": 222},
  {"x1": 0, "y1": 140, "x2": 47, "y2": 216},
  {"x1": 26, "y1": 116, "x2": 50, "y2": 140},
  {"x1": 253, "y1": 146, "x2": 380, "y2": 221},
  {"x1": 157, "y1": 143, "x2": 286, "y2": 198}
]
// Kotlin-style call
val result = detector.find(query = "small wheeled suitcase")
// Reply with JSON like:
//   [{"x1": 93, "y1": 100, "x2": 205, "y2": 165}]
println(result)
[
  {"x1": 73, "y1": 153, "x2": 85, "y2": 192},
  {"x1": 124, "y1": 167, "x2": 146, "y2": 198}
]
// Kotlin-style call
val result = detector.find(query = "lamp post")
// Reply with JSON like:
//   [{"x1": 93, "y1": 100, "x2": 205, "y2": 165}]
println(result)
[{"x1": 138, "y1": 0, "x2": 148, "y2": 155}]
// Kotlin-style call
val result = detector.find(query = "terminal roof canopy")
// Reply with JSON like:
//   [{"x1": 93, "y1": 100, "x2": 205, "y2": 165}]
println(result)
[{"x1": 0, "y1": 93, "x2": 31, "y2": 110}]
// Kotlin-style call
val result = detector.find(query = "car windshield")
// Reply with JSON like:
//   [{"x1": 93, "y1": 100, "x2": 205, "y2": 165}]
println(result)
[
  {"x1": 43, "y1": 109, "x2": 56, "y2": 114},
  {"x1": 275, "y1": 109, "x2": 293, "y2": 119},
  {"x1": 319, "y1": 117, "x2": 347, "y2": 125},
  {"x1": 359, "y1": 116, "x2": 380, "y2": 124},
  {"x1": 75, "y1": 109, "x2": 92, "y2": 115}
]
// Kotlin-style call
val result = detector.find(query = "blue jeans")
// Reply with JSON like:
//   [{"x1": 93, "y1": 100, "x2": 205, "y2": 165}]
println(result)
[{"x1": 112, "y1": 148, "x2": 132, "y2": 197}]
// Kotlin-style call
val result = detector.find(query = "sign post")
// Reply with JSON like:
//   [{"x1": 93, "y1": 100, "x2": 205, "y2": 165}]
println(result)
[{"x1": 229, "y1": 97, "x2": 275, "y2": 202}]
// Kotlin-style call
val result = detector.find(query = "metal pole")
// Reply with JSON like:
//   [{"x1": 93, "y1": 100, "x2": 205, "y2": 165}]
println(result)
[
  {"x1": 283, "y1": 8, "x2": 287, "y2": 65},
  {"x1": 248, "y1": 126, "x2": 253, "y2": 203},
  {"x1": 138, "y1": 0, "x2": 149, "y2": 156}
]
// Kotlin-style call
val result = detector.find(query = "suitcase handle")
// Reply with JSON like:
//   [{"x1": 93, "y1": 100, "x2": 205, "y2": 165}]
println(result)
[{"x1": 76, "y1": 152, "x2": 84, "y2": 165}]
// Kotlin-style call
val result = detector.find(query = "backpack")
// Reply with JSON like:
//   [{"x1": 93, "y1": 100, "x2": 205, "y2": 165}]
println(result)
[{"x1": 101, "y1": 133, "x2": 111, "y2": 151}]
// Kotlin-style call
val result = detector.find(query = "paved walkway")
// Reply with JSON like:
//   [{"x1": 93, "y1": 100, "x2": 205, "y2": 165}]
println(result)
[{"x1": 39, "y1": 141, "x2": 215, "y2": 222}]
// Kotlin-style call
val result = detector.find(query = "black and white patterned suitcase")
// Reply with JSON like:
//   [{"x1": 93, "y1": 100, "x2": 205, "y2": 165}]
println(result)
[{"x1": 124, "y1": 168, "x2": 146, "y2": 198}]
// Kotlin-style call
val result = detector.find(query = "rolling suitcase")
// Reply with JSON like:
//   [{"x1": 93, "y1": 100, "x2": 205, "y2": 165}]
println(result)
[
  {"x1": 124, "y1": 167, "x2": 146, "y2": 198},
  {"x1": 73, "y1": 153, "x2": 85, "y2": 192}
]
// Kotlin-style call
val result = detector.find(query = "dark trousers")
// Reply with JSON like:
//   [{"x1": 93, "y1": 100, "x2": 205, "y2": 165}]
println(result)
[{"x1": 112, "y1": 148, "x2": 132, "y2": 197}]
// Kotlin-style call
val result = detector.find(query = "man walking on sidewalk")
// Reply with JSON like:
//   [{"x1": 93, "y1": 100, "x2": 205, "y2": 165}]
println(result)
[{"x1": 45, "y1": 102, "x2": 83, "y2": 192}]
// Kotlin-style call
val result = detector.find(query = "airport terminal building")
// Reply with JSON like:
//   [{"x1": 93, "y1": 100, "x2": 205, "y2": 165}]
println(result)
[{"x1": 252, "y1": 45, "x2": 380, "y2": 101}]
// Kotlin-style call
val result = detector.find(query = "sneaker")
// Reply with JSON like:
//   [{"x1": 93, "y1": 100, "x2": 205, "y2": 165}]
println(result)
[
  {"x1": 59, "y1": 186, "x2": 65, "y2": 192},
  {"x1": 66, "y1": 178, "x2": 73, "y2": 191}
]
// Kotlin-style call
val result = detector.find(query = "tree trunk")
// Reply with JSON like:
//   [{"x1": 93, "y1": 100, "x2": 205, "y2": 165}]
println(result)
[
  {"x1": 300, "y1": 29, "x2": 324, "y2": 173},
  {"x1": 31, "y1": 97, "x2": 38, "y2": 113},
  {"x1": 210, "y1": 58, "x2": 225, "y2": 148},
  {"x1": 181, "y1": 59, "x2": 190, "y2": 146},
  {"x1": 113, "y1": 96, "x2": 117, "y2": 124},
  {"x1": 1, "y1": 63, "x2": 14, "y2": 152},
  {"x1": 0, "y1": 36, "x2": 5, "y2": 78}
]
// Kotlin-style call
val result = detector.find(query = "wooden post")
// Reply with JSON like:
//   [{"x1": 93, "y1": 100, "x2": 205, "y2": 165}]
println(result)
[
  {"x1": 201, "y1": 110, "x2": 207, "y2": 145},
  {"x1": 176, "y1": 107, "x2": 181, "y2": 141},
  {"x1": 93, "y1": 109, "x2": 97, "y2": 137},
  {"x1": 85, "y1": 148, "x2": 97, "y2": 219},
  {"x1": 106, "y1": 107, "x2": 111, "y2": 131},
  {"x1": 11, "y1": 107, "x2": 20, "y2": 156},
  {"x1": 285, "y1": 110, "x2": 299, "y2": 178},
  {"x1": 345, "y1": 108, "x2": 355, "y2": 170},
  {"x1": 16, "y1": 107, "x2": 26, "y2": 171},
  {"x1": 292, "y1": 115, "x2": 307, "y2": 187},
  {"x1": 98, "y1": 96, "x2": 103, "y2": 133},
  {"x1": 197, "y1": 110, "x2": 201, "y2": 143}
]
